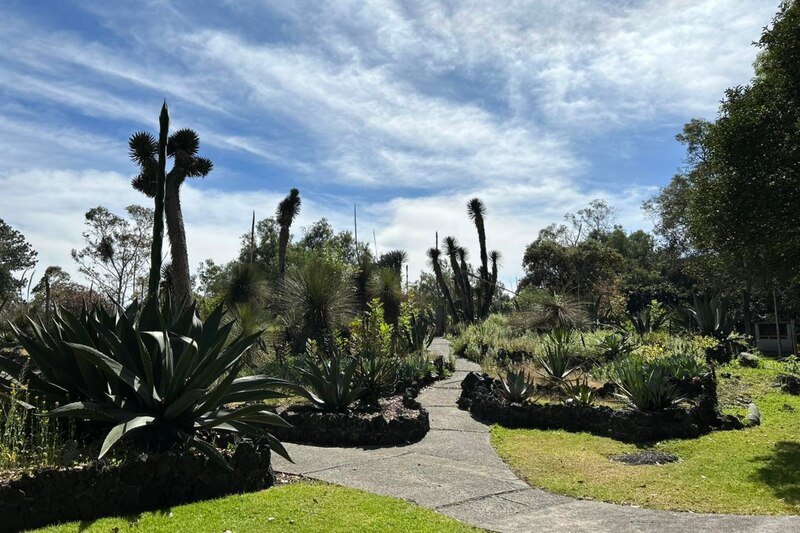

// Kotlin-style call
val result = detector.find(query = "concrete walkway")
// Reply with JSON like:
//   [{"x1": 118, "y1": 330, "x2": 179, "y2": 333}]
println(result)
[{"x1": 272, "y1": 338, "x2": 799, "y2": 532}]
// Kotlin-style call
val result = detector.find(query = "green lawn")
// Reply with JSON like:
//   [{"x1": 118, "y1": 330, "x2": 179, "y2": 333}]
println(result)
[
  {"x1": 491, "y1": 362, "x2": 800, "y2": 515},
  {"x1": 33, "y1": 481, "x2": 478, "y2": 533}
]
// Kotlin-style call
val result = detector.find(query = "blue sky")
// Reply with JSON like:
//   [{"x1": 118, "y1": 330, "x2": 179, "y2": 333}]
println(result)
[{"x1": 0, "y1": 0, "x2": 777, "y2": 288}]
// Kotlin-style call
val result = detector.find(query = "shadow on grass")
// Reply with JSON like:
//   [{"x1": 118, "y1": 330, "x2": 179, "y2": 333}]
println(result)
[
  {"x1": 77, "y1": 509, "x2": 171, "y2": 531},
  {"x1": 753, "y1": 441, "x2": 800, "y2": 505}
]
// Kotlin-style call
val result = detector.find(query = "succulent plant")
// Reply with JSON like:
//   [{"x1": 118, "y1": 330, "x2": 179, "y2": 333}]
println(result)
[
  {"x1": 2, "y1": 299, "x2": 294, "y2": 469},
  {"x1": 499, "y1": 368, "x2": 536, "y2": 403}
]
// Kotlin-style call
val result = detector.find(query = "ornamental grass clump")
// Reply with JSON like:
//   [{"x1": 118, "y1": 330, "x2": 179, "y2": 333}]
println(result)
[{"x1": 2, "y1": 300, "x2": 295, "y2": 469}]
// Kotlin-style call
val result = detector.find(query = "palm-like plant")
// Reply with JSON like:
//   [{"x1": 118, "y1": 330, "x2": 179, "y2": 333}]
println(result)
[
  {"x1": 518, "y1": 292, "x2": 586, "y2": 332},
  {"x1": 129, "y1": 126, "x2": 213, "y2": 307},
  {"x1": 467, "y1": 198, "x2": 490, "y2": 318},
  {"x1": 225, "y1": 262, "x2": 269, "y2": 307},
  {"x1": 457, "y1": 247, "x2": 476, "y2": 321},
  {"x1": 276, "y1": 256, "x2": 356, "y2": 348},
  {"x1": 276, "y1": 189, "x2": 301, "y2": 277},
  {"x1": 2, "y1": 301, "x2": 294, "y2": 469},
  {"x1": 368, "y1": 267, "x2": 404, "y2": 327},
  {"x1": 443, "y1": 236, "x2": 467, "y2": 321},
  {"x1": 377, "y1": 249, "x2": 408, "y2": 274},
  {"x1": 427, "y1": 248, "x2": 458, "y2": 322}
]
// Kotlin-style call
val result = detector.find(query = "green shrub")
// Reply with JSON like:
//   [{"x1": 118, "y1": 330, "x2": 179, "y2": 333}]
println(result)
[
  {"x1": 0, "y1": 384, "x2": 76, "y2": 470},
  {"x1": 610, "y1": 356, "x2": 682, "y2": 411},
  {"x1": 2, "y1": 300, "x2": 294, "y2": 469},
  {"x1": 349, "y1": 301, "x2": 399, "y2": 404},
  {"x1": 398, "y1": 302, "x2": 435, "y2": 355},
  {"x1": 398, "y1": 353, "x2": 436, "y2": 383}
]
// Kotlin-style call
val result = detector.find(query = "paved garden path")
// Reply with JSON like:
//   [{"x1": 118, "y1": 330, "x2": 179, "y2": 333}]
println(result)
[{"x1": 272, "y1": 338, "x2": 799, "y2": 532}]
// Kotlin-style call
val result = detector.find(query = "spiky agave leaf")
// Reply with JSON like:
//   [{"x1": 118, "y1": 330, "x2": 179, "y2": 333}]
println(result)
[{"x1": 7, "y1": 299, "x2": 298, "y2": 469}]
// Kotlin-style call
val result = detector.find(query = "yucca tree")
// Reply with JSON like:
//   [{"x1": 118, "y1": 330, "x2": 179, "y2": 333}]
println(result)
[
  {"x1": 467, "y1": 198, "x2": 490, "y2": 317},
  {"x1": 129, "y1": 121, "x2": 213, "y2": 307},
  {"x1": 457, "y1": 247, "x2": 475, "y2": 322},
  {"x1": 443, "y1": 236, "x2": 466, "y2": 321},
  {"x1": 276, "y1": 188, "x2": 301, "y2": 276},
  {"x1": 427, "y1": 248, "x2": 458, "y2": 322},
  {"x1": 377, "y1": 249, "x2": 407, "y2": 274},
  {"x1": 489, "y1": 250, "x2": 501, "y2": 306}
]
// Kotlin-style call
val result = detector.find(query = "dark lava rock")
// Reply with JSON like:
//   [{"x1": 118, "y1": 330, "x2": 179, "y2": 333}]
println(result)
[
  {"x1": 610, "y1": 451, "x2": 679, "y2": 465},
  {"x1": 272, "y1": 396, "x2": 429, "y2": 446},
  {"x1": 738, "y1": 352, "x2": 760, "y2": 368},
  {"x1": 778, "y1": 374, "x2": 800, "y2": 395},
  {"x1": 745, "y1": 403, "x2": 761, "y2": 426}
]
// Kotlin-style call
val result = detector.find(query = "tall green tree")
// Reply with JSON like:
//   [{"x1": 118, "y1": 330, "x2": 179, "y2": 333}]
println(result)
[
  {"x1": 0, "y1": 219, "x2": 37, "y2": 313},
  {"x1": 129, "y1": 113, "x2": 213, "y2": 306},
  {"x1": 71, "y1": 205, "x2": 153, "y2": 304},
  {"x1": 276, "y1": 188, "x2": 301, "y2": 276}
]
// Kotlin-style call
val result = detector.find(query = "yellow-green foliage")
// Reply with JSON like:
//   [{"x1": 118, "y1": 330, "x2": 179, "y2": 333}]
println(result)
[{"x1": 1, "y1": 384, "x2": 74, "y2": 471}]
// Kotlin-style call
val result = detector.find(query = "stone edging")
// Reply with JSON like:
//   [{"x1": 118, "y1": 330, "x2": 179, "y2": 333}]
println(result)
[
  {"x1": 0, "y1": 441, "x2": 272, "y2": 532},
  {"x1": 270, "y1": 395, "x2": 430, "y2": 446},
  {"x1": 457, "y1": 371, "x2": 742, "y2": 442}
]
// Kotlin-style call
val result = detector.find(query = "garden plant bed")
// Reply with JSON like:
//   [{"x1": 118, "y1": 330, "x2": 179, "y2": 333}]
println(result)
[
  {"x1": 0, "y1": 440, "x2": 273, "y2": 532},
  {"x1": 271, "y1": 394, "x2": 430, "y2": 446},
  {"x1": 458, "y1": 371, "x2": 742, "y2": 443}
]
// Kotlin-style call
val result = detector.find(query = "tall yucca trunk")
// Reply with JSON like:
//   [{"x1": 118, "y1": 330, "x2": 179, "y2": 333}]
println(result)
[
  {"x1": 147, "y1": 104, "x2": 169, "y2": 299},
  {"x1": 278, "y1": 225, "x2": 290, "y2": 276},
  {"x1": 458, "y1": 249, "x2": 475, "y2": 322},
  {"x1": 489, "y1": 251, "x2": 499, "y2": 308},
  {"x1": 429, "y1": 250, "x2": 458, "y2": 321},
  {"x1": 164, "y1": 177, "x2": 192, "y2": 307},
  {"x1": 445, "y1": 239, "x2": 466, "y2": 322}
]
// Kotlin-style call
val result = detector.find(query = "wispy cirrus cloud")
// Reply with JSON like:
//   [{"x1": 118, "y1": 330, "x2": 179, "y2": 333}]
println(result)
[{"x1": 0, "y1": 0, "x2": 778, "y2": 287}]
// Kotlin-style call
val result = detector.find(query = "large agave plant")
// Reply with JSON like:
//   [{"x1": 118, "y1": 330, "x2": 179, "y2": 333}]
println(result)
[
  {"x1": 499, "y1": 368, "x2": 536, "y2": 403},
  {"x1": 1, "y1": 299, "x2": 294, "y2": 469},
  {"x1": 295, "y1": 340, "x2": 364, "y2": 412}
]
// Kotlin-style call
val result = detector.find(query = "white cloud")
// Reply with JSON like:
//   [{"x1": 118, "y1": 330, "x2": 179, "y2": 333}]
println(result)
[{"x1": 0, "y1": 0, "x2": 777, "y2": 288}]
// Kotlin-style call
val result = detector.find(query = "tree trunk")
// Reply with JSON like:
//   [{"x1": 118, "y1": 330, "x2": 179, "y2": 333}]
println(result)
[
  {"x1": 447, "y1": 249, "x2": 466, "y2": 322},
  {"x1": 743, "y1": 286, "x2": 752, "y2": 338},
  {"x1": 164, "y1": 178, "x2": 192, "y2": 308},
  {"x1": 279, "y1": 225, "x2": 290, "y2": 276},
  {"x1": 459, "y1": 255, "x2": 475, "y2": 322},
  {"x1": 433, "y1": 263, "x2": 458, "y2": 322},
  {"x1": 474, "y1": 219, "x2": 490, "y2": 318}
]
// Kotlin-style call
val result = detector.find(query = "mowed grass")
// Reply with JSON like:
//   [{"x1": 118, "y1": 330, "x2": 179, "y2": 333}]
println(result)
[
  {"x1": 491, "y1": 362, "x2": 800, "y2": 515},
  {"x1": 32, "y1": 481, "x2": 478, "y2": 533}
]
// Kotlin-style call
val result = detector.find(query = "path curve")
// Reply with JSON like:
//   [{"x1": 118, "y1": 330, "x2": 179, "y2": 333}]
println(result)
[{"x1": 272, "y1": 338, "x2": 799, "y2": 532}]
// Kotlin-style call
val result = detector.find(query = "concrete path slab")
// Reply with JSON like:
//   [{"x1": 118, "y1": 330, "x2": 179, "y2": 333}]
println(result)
[{"x1": 272, "y1": 338, "x2": 800, "y2": 532}]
